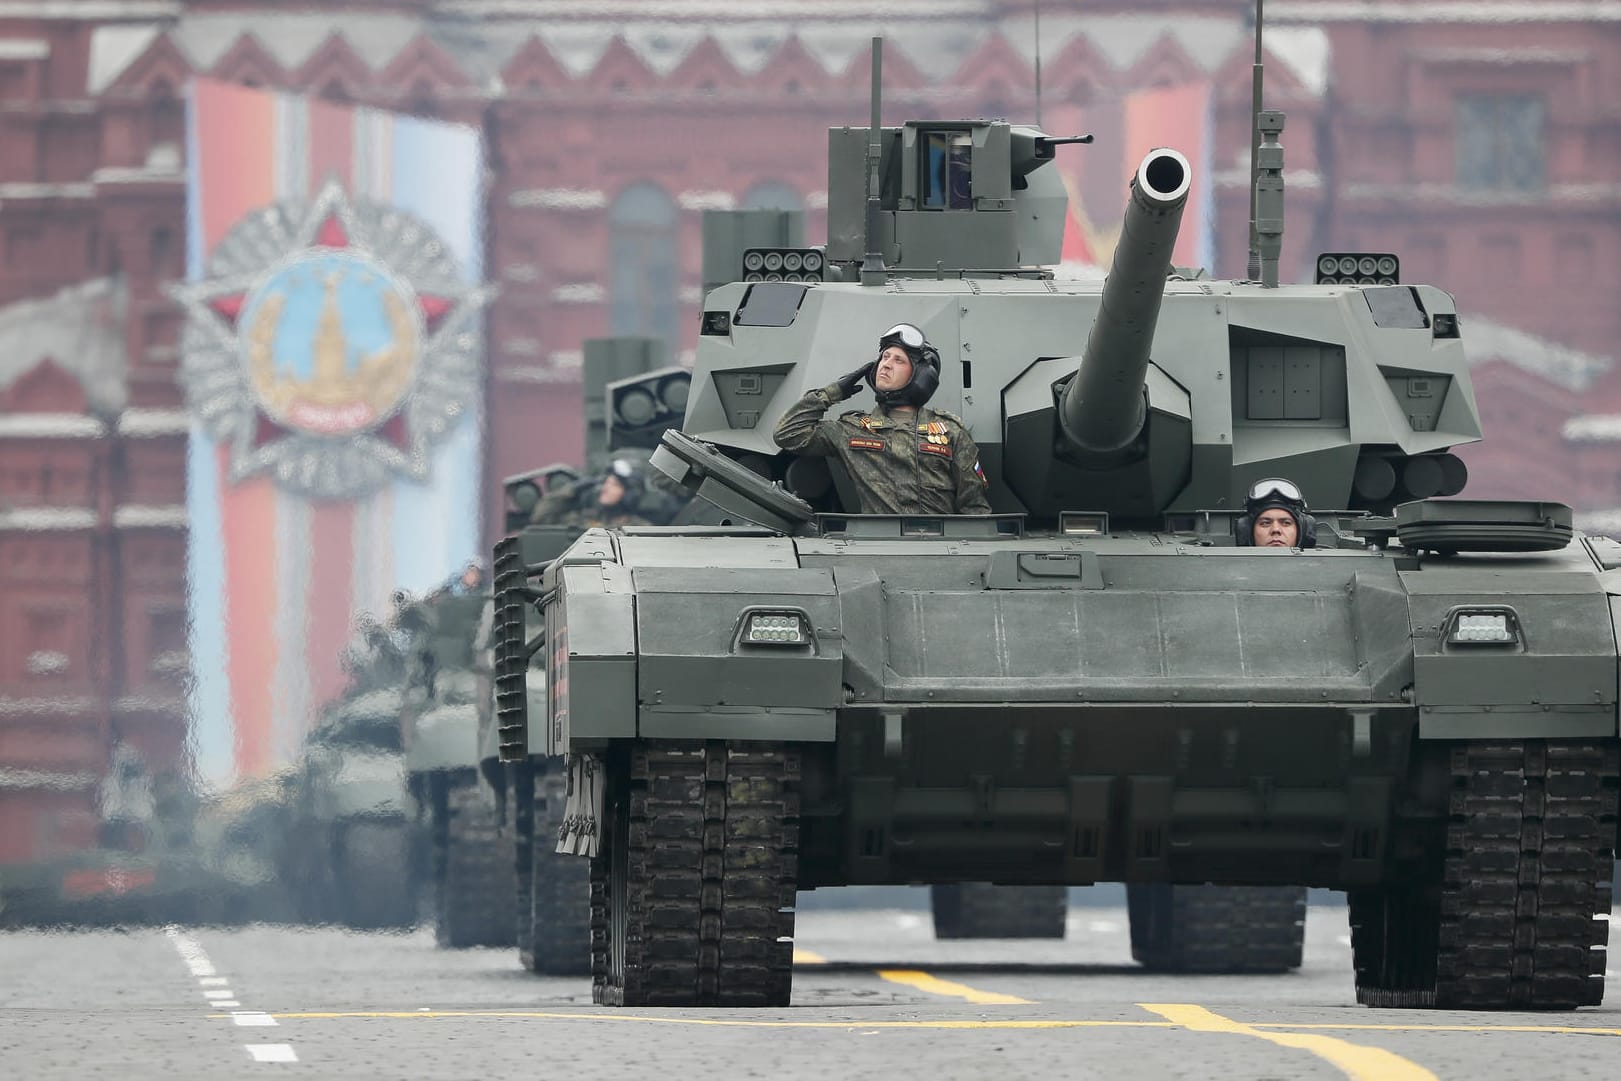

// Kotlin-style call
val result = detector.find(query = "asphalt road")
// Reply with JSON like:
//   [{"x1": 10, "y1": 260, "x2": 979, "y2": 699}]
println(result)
[{"x1": 1, "y1": 904, "x2": 1616, "y2": 1081}]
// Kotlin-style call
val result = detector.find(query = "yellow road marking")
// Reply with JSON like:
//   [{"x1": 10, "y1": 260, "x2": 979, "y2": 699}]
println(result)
[
  {"x1": 1142, "y1": 1004, "x2": 1439, "y2": 1081},
  {"x1": 792, "y1": 948, "x2": 827, "y2": 964},
  {"x1": 218, "y1": 1011, "x2": 1157, "y2": 1029},
  {"x1": 874, "y1": 970, "x2": 1033, "y2": 1005},
  {"x1": 1254, "y1": 1023, "x2": 1621, "y2": 1037}
]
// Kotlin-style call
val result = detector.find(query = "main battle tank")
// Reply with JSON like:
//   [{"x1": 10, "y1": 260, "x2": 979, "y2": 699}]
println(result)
[
  {"x1": 496, "y1": 70, "x2": 1618, "y2": 1008},
  {"x1": 282, "y1": 628, "x2": 421, "y2": 931},
  {"x1": 399, "y1": 580, "x2": 518, "y2": 948}
]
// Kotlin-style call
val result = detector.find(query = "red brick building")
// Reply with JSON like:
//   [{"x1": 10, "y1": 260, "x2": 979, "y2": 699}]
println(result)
[{"x1": 0, "y1": 0, "x2": 1617, "y2": 826}]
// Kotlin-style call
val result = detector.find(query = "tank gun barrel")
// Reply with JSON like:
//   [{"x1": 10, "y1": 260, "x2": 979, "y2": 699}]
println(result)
[{"x1": 1059, "y1": 148, "x2": 1191, "y2": 454}]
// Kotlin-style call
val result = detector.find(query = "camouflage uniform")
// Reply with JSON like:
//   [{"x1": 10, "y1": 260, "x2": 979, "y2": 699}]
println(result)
[
  {"x1": 530, "y1": 486, "x2": 654, "y2": 530},
  {"x1": 774, "y1": 383, "x2": 992, "y2": 514}
]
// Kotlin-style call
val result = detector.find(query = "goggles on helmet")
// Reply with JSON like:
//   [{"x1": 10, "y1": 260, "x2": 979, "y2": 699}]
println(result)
[
  {"x1": 880, "y1": 323, "x2": 927, "y2": 350},
  {"x1": 1247, "y1": 478, "x2": 1304, "y2": 506},
  {"x1": 610, "y1": 459, "x2": 636, "y2": 480}
]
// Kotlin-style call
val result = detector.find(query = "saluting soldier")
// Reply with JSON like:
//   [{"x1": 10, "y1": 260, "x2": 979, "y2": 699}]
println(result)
[{"x1": 773, "y1": 322, "x2": 991, "y2": 514}]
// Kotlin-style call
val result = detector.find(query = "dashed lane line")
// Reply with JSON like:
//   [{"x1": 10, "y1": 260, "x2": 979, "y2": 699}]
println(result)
[
  {"x1": 877, "y1": 970, "x2": 1034, "y2": 1005},
  {"x1": 1141, "y1": 1003, "x2": 1439, "y2": 1081},
  {"x1": 245, "y1": 1045, "x2": 299, "y2": 1063}
]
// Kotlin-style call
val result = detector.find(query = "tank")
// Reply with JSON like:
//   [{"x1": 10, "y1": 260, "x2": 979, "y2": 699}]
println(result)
[
  {"x1": 399, "y1": 582, "x2": 518, "y2": 948},
  {"x1": 497, "y1": 61, "x2": 1615, "y2": 1008},
  {"x1": 281, "y1": 632, "x2": 421, "y2": 931}
]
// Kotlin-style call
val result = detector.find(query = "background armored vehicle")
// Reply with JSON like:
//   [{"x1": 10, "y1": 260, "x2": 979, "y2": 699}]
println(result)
[
  {"x1": 282, "y1": 640, "x2": 421, "y2": 931},
  {"x1": 486, "y1": 345, "x2": 695, "y2": 975},
  {"x1": 400, "y1": 582, "x2": 517, "y2": 948}
]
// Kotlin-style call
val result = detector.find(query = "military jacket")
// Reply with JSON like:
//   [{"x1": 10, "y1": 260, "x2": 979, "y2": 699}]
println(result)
[
  {"x1": 530, "y1": 489, "x2": 653, "y2": 530},
  {"x1": 773, "y1": 383, "x2": 992, "y2": 515}
]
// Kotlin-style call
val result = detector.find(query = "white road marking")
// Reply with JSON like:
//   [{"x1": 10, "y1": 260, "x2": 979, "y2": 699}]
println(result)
[
  {"x1": 189, "y1": 962, "x2": 217, "y2": 977},
  {"x1": 232, "y1": 1012, "x2": 279, "y2": 1028},
  {"x1": 1087, "y1": 920, "x2": 1122, "y2": 934},
  {"x1": 214, "y1": 1001, "x2": 241, "y2": 1008},
  {"x1": 199, "y1": 977, "x2": 230, "y2": 987},
  {"x1": 245, "y1": 1044, "x2": 298, "y2": 1063},
  {"x1": 204, "y1": 990, "x2": 236, "y2": 1000}
]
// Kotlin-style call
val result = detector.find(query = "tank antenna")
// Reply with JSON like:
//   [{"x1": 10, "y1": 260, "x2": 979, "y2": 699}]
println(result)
[
  {"x1": 1245, "y1": 0, "x2": 1264, "y2": 281},
  {"x1": 860, "y1": 37, "x2": 888, "y2": 286},
  {"x1": 1033, "y1": 0, "x2": 1043, "y2": 127}
]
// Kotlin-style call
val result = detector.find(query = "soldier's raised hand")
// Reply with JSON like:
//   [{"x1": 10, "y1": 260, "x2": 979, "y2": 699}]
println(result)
[{"x1": 835, "y1": 361, "x2": 876, "y2": 399}]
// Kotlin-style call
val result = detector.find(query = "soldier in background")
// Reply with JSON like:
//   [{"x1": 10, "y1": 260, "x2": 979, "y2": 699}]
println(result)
[
  {"x1": 530, "y1": 458, "x2": 657, "y2": 529},
  {"x1": 773, "y1": 322, "x2": 991, "y2": 515}
]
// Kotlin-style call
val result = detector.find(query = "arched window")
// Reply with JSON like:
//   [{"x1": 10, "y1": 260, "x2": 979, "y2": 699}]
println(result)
[
  {"x1": 740, "y1": 180, "x2": 803, "y2": 213},
  {"x1": 149, "y1": 81, "x2": 184, "y2": 151},
  {"x1": 609, "y1": 183, "x2": 679, "y2": 346}
]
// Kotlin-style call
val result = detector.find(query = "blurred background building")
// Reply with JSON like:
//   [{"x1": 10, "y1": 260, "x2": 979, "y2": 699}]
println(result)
[{"x1": 0, "y1": 0, "x2": 1617, "y2": 830}]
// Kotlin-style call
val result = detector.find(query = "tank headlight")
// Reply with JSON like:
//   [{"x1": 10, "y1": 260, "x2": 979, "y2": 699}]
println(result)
[
  {"x1": 743, "y1": 612, "x2": 807, "y2": 646},
  {"x1": 1447, "y1": 609, "x2": 1518, "y2": 645}
]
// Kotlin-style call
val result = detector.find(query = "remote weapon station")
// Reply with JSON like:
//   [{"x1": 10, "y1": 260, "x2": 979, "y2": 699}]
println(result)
[{"x1": 496, "y1": 38, "x2": 1619, "y2": 1008}]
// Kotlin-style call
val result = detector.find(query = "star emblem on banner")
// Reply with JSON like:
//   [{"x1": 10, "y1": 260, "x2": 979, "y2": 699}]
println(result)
[{"x1": 171, "y1": 181, "x2": 494, "y2": 500}]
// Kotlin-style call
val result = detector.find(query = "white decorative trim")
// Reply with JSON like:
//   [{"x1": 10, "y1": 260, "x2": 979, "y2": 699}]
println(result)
[
  {"x1": 0, "y1": 182, "x2": 96, "y2": 200},
  {"x1": 93, "y1": 164, "x2": 185, "y2": 185},
  {"x1": 0, "y1": 694, "x2": 96, "y2": 716},
  {"x1": 1562, "y1": 415, "x2": 1621, "y2": 442},
  {"x1": 116, "y1": 409, "x2": 191, "y2": 436},
  {"x1": 113, "y1": 693, "x2": 183, "y2": 713},
  {"x1": 501, "y1": 264, "x2": 540, "y2": 282},
  {"x1": 0, "y1": 767, "x2": 99, "y2": 792},
  {"x1": 508, "y1": 188, "x2": 608, "y2": 210},
  {"x1": 1272, "y1": 1, "x2": 1621, "y2": 23},
  {"x1": 0, "y1": 414, "x2": 107, "y2": 438},
  {"x1": 0, "y1": 39, "x2": 50, "y2": 61},
  {"x1": 549, "y1": 350, "x2": 584, "y2": 369},
  {"x1": 551, "y1": 282, "x2": 605, "y2": 303},
  {"x1": 678, "y1": 190, "x2": 736, "y2": 211},
  {"x1": 113, "y1": 504, "x2": 187, "y2": 529},
  {"x1": 0, "y1": 507, "x2": 98, "y2": 531},
  {"x1": 25, "y1": 650, "x2": 68, "y2": 676},
  {"x1": 1465, "y1": 316, "x2": 1611, "y2": 393},
  {"x1": 503, "y1": 337, "x2": 542, "y2": 357}
]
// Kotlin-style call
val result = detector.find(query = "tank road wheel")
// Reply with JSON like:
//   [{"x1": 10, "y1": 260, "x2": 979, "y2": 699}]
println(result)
[
  {"x1": 434, "y1": 776, "x2": 517, "y2": 949},
  {"x1": 1352, "y1": 740, "x2": 1618, "y2": 1009},
  {"x1": 593, "y1": 741, "x2": 800, "y2": 1007},
  {"x1": 527, "y1": 762, "x2": 592, "y2": 975},
  {"x1": 1127, "y1": 885, "x2": 1307, "y2": 973},
  {"x1": 930, "y1": 884, "x2": 1068, "y2": 939}
]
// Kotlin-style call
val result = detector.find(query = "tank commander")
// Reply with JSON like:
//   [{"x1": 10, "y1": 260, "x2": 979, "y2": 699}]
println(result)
[
  {"x1": 1239, "y1": 478, "x2": 1316, "y2": 549},
  {"x1": 773, "y1": 322, "x2": 992, "y2": 514},
  {"x1": 530, "y1": 458, "x2": 656, "y2": 529}
]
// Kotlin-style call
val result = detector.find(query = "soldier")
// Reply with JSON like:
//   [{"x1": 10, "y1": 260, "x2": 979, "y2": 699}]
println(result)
[
  {"x1": 1238, "y1": 478, "x2": 1317, "y2": 549},
  {"x1": 773, "y1": 322, "x2": 992, "y2": 514},
  {"x1": 530, "y1": 458, "x2": 656, "y2": 529}
]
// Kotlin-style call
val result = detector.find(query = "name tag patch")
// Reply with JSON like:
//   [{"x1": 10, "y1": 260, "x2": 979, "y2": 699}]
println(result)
[
  {"x1": 848, "y1": 437, "x2": 886, "y2": 452},
  {"x1": 919, "y1": 441, "x2": 953, "y2": 458}
]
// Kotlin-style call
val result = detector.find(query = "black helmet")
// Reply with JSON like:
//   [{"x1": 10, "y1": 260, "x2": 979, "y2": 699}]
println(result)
[
  {"x1": 873, "y1": 322, "x2": 941, "y2": 408},
  {"x1": 1238, "y1": 477, "x2": 1317, "y2": 548}
]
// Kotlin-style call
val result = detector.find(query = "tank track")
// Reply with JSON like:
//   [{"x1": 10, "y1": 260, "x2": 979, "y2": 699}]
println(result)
[
  {"x1": 1127, "y1": 884, "x2": 1307, "y2": 973},
  {"x1": 527, "y1": 762, "x2": 592, "y2": 975},
  {"x1": 593, "y1": 741, "x2": 799, "y2": 1007},
  {"x1": 1352, "y1": 740, "x2": 1618, "y2": 1009},
  {"x1": 434, "y1": 777, "x2": 517, "y2": 949},
  {"x1": 930, "y1": 884, "x2": 1068, "y2": 939}
]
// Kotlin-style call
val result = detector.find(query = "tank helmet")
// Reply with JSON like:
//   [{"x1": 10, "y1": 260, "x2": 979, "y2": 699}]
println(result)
[
  {"x1": 1238, "y1": 477, "x2": 1317, "y2": 548},
  {"x1": 604, "y1": 457, "x2": 646, "y2": 508},
  {"x1": 874, "y1": 322, "x2": 941, "y2": 408}
]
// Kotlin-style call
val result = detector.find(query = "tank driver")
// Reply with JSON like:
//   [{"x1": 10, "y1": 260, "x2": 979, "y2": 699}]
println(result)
[
  {"x1": 773, "y1": 322, "x2": 991, "y2": 515},
  {"x1": 529, "y1": 458, "x2": 655, "y2": 530},
  {"x1": 1238, "y1": 478, "x2": 1316, "y2": 549}
]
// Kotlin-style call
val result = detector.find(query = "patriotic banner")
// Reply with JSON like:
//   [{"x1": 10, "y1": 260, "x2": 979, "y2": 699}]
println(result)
[
  {"x1": 1045, "y1": 82, "x2": 1216, "y2": 275},
  {"x1": 175, "y1": 78, "x2": 489, "y2": 786}
]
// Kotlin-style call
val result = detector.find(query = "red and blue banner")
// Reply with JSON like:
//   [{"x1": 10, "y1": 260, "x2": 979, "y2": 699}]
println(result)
[
  {"x1": 178, "y1": 78, "x2": 488, "y2": 785},
  {"x1": 1047, "y1": 82, "x2": 1216, "y2": 274}
]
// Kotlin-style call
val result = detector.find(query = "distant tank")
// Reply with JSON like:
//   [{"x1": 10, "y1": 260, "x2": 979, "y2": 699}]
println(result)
[
  {"x1": 282, "y1": 639, "x2": 420, "y2": 931},
  {"x1": 495, "y1": 47, "x2": 1615, "y2": 1009},
  {"x1": 400, "y1": 579, "x2": 517, "y2": 948}
]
